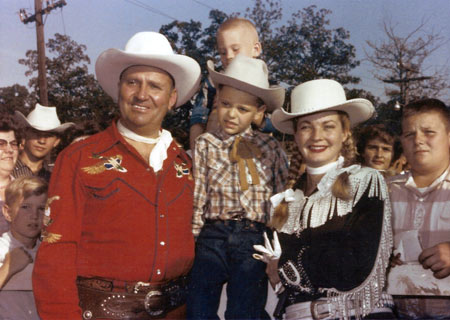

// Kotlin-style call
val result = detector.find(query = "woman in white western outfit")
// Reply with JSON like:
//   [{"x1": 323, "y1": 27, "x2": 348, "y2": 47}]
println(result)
[{"x1": 255, "y1": 79, "x2": 395, "y2": 319}]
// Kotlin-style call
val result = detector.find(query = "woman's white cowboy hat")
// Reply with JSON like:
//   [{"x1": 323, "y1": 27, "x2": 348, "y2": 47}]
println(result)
[
  {"x1": 207, "y1": 54, "x2": 285, "y2": 112},
  {"x1": 95, "y1": 31, "x2": 201, "y2": 107},
  {"x1": 15, "y1": 103, "x2": 75, "y2": 133},
  {"x1": 272, "y1": 79, "x2": 374, "y2": 134}
]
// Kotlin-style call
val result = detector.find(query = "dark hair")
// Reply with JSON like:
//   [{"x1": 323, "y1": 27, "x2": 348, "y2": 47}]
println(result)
[
  {"x1": 356, "y1": 124, "x2": 402, "y2": 164},
  {"x1": 402, "y1": 98, "x2": 450, "y2": 131},
  {"x1": 0, "y1": 112, "x2": 23, "y2": 143}
]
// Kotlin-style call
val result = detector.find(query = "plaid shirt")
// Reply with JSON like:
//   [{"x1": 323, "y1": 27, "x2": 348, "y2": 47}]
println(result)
[{"x1": 192, "y1": 127, "x2": 289, "y2": 236}]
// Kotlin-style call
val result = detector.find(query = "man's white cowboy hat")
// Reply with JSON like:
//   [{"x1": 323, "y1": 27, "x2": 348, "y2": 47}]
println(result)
[
  {"x1": 95, "y1": 31, "x2": 201, "y2": 107},
  {"x1": 15, "y1": 103, "x2": 75, "y2": 133},
  {"x1": 272, "y1": 79, "x2": 374, "y2": 134},
  {"x1": 207, "y1": 54, "x2": 285, "y2": 112}
]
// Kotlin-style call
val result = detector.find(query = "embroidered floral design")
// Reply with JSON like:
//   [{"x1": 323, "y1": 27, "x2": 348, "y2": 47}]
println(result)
[
  {"x1": 41, "y1": 195, "x2": 62, "y2": 243},
  {"x1": 42, "y1": 232, "x2": 62, "y2": 243},
  {"x1": 44, "y1": 195, "x2": 60, "y2": 227},
  {"x1": 82, "y1": 154, "x2": 127, "y2": 174},
  {"x1": 174, "y1": 162, "x2": 191, "y2": 179}
]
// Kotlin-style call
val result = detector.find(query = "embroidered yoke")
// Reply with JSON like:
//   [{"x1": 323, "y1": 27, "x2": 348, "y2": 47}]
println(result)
[{"x1": 277, "y1": 165, "x2": 393, "y2": 319}]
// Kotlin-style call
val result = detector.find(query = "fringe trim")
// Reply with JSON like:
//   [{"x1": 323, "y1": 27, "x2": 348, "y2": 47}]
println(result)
[{"x1": 282, "y1": 165, "x2": 393, "y2": 319}]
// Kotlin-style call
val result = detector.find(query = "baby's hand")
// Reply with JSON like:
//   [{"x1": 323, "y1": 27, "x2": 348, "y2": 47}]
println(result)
[{"x1": 7, "y1": 247, "x2": 33, "y2": 274}]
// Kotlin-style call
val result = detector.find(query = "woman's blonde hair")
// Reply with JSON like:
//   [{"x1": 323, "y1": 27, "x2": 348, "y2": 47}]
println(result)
[{"x1": 270, "y1": 111, "x2": 356, "y2": 229}]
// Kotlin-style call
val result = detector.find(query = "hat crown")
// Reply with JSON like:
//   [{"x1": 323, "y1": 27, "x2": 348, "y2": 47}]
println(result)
[
  {"x1": 220, "y1": 55, "x2": 270, "y2": 89},
  {"x1": 124, "y1": 32, "x2": 174, "y2": 56},
  {"x1": 291, "y1": 79, "x2": 347, "y2": 113}
]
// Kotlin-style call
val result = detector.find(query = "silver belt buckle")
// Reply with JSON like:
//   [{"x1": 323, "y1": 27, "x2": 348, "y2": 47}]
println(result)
[
  {"x1": 144, "y1": 290, "x2": 164, "y2": 317},
  {"x1": 310, "y1": 300, "x2": 331, "y2": 320},
  {"x1": 133, "y1": 281, "x2": 164, "y2": 317}
]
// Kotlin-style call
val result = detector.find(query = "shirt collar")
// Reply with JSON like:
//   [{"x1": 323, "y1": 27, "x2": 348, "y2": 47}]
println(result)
[
  {"x1": 216, "y1": 126, "x2": 256, "y2": 149},
  {"x1": 404, "y1": 164, "x2": 450, "y2": 196}
]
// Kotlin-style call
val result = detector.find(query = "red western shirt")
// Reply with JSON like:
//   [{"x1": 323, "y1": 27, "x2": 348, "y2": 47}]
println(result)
[{"x1": 32, "y1": 121, "x2": 195, "y2": 319}]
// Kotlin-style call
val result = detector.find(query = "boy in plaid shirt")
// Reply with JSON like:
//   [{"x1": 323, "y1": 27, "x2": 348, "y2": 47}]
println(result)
[{"x1": 188, "y1": 54, "x2": 289, "y2": 319}]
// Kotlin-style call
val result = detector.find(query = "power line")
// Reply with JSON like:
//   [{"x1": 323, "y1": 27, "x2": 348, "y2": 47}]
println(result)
[
  {"x1": 123, "y1": 0, "x2": 177, "y2": 21},
  {"x1": 191, "y1": 0, "x2": 215, "y2": 10}
]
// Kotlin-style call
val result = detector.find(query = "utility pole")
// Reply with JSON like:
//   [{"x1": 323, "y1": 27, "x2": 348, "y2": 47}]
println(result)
[{"x1": 19, "y1": 0, "x2": 67, "y2": 106}]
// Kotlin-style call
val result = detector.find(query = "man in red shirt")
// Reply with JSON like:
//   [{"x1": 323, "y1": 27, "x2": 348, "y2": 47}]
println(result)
[{"x1": 32, "y1": 32, "x2": 201, "y2": 319}]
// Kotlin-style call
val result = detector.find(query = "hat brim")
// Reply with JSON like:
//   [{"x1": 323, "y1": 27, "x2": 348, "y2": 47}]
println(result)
[
  {"x1": 272, "y1": 99, "x2": 374, "y2": 134},
  {"x1": 14, "y1": 111, "x2": 75, "y2": 133},
  {"x1": 207, "y1": 61, "x2": 284, "y2": 112},
  {"x1": 95, "y1": 49, "x2": 201, "y2": 107}
]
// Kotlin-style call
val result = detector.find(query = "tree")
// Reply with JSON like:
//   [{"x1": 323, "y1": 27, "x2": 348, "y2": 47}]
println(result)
[
  {"x1": 244, "y1": 0, "x2": 282, "y2": 72},
  {"x1": 274, "y1": 5, "x2": 360, "y2": 86},
  {"x1": 160, "y1": 9, "x2": 229, "y2": 73},
  {"x1": 18, "y1": 33, "x2": 116, "y2": 127},
  {"x1": 365, "y1": 19, "x2": 450, "y2": 104},
  {"x1": 159, "y1": 1, "x2": 362, "y2": 133},
  {"x1": 0, "y1": 84, "x2": 33, "y2": 115}
]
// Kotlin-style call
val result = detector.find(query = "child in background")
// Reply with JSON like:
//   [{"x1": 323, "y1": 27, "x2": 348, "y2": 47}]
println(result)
[
  {"x1": 189, "y1": 17, "x2": 275, "y2": 151},
  {"x1": 187, "y1": 54, "x2": 288, "y2": 319},
  {"x1": 0, "y1": 176, "x2": 47, "y2": 319}
]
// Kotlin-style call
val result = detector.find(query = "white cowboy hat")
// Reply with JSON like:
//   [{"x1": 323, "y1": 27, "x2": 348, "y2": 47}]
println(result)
[
  {"x1": 272, "y1": 79, "x2": 374, "y2": 134},
  {"x1": 95, "y1": 31, "x2": 201, "y2": 107},
  {"x1": 207, "y1": 54, "x2": 285, "y2": 112},
  {"x1": 15, "y1": 103, "x2": 75, "y2": 133}
]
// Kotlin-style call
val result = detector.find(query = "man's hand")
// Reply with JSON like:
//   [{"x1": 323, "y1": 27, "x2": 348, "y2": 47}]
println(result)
[{"x1": 418, "y1": 242, "x2": 450, "y2": 279}]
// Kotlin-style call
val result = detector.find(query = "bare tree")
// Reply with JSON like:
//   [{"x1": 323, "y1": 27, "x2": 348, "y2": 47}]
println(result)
[{"x1": 365, "y1": 19, "x2": 449, "y2": 104}]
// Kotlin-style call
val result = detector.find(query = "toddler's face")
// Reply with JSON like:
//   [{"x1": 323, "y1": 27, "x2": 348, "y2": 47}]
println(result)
[
  {"x1": 9, "y1": 194, "x2": 47, "y2": 242},
  {"x1": 216, "y1": 27, "x2": 261, "y2": 68}
]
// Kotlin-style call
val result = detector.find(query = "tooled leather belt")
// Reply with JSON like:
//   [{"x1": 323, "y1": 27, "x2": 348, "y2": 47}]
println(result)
[{"x1": 76, "y1": 275, "x2": 187, "y2": 319}]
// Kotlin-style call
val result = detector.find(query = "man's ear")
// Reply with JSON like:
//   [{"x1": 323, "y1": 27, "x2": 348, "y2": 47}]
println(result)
[
  {"x1": 52, "y1": 137, "x2": 61, "y2": 148},
  {"x1": 253, "y1": 42, "x2": 262, "y2": 58},
  {"x1": 2, "y1": 204, "x2": 12, "y2": 223},
  {"x1": 168, "y1": 88, "x2": 178, "y2": 111}
]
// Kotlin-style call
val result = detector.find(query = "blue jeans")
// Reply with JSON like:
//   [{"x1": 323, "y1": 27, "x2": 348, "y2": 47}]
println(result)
[{"x1": 187, "y1": 219, "x2": 270, "y2": 320}]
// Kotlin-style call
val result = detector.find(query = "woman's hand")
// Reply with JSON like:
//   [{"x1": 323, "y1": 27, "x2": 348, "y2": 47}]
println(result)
[
  {"x1": 266, "y1": 258, "x2": 281, "y2": 289},
  {"x1": 390, "y1": 252, "x2": 403, "y2": 268}
]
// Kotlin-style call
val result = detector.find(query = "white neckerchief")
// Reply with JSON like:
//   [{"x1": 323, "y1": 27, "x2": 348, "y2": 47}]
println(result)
[
  {"x1": 117, "y1": 120, "x2": 162, "y2": 144},
  {"x1": 117, "y1": 120, "x2": 173, "y2": 172},
  {"x1": 306, "y1": 156, "x2": 344, "y2": 175}
]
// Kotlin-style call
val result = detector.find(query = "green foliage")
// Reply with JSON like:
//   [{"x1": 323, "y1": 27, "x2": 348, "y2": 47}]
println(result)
[
  {"x1": 17, "y1": 33, "x2": 116, "y2": 128},
  {"x1": 274, "y1": 6, "x2": 360, "y2": 86},
  {"x1": 0, "y1": 84, "x2": 33, "y2": 115}
]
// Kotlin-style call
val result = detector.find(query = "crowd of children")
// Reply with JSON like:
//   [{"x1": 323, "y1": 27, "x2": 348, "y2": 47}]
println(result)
[{"x1": 0, "y1": 16, "x2": 449, "y2": 320}]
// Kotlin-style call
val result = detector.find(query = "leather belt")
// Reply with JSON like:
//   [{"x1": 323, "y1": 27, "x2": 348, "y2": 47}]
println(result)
[
  {"x1": 76, "y1": 276, "x2": 187, "y2": 319},
  {"x1": 285, "y1": 298, "x2": 393, "y2": 320}
]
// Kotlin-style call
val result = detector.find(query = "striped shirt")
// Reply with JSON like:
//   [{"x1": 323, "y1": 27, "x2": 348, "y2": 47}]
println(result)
[{"x1": 192, "y1": 127, "x2": 289, "y2": 236}]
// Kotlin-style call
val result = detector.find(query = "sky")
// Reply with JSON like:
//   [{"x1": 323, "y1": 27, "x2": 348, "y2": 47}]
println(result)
[{"x1": 1, "y1": 0, "x2": 449, "y2": 102}]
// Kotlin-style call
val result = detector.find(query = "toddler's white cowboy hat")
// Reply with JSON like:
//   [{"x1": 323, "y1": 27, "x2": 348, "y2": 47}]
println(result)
[
  {"x1": 15, "y1": 103, "x2": 75, "y2": 133},
  {"x1": 95, "y1": 31, "x2": 201, "y2": 107},
  {"x1": 272, "y1": 79, "x2": 374, "y2": 134},
  {"x1": 207, "y1": 54, "x2": 285, "y2": 112}
]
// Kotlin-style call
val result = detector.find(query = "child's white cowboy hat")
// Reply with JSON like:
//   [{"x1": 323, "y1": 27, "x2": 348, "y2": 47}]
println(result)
[
  {"x1": 207, "y1": 54, "x2": 285, "y2": 112},
  {"x1": 95, "y1": 31, "x2": 201, "y2": 107},
  {"x1": 272, "y1": 79, "x2": 374, "y2": 134},
  {"x1": 15, "y1": 103, "x2": 75, "y2": 133}
]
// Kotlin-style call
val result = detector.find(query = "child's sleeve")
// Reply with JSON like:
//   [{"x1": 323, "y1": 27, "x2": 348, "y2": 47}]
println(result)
[{"x1": 192, "y1": 136, "x2": 209, "y2": 237}]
